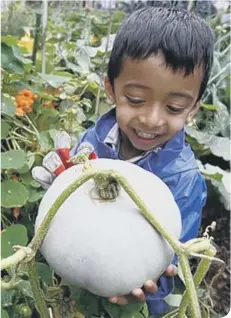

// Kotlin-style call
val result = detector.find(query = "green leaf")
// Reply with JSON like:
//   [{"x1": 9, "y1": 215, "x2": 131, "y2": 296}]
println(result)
[
  {"x1": 197, "y1": 160, "x2": 230, "y2": 210},
  {"x1": 36, "y1": 262, "x2": 53, "y2": 286},
  {"x1": 185, "y1": 126, "x2": 230, "y2": 161},
  {"x1": 28, "y1": 187, "x2": 45, "y2": 203},
  {"x1": 1, "y1": 181, "x2": 29, "y2": 208},
  {"x1": 38, "y1": 131, "x2": 54, "y2": 152},
  {"x1": 1, "y1": 224, "x2": 28, "y2": 258},
  {"x1": 1, "y1": 121, "x2": 11, "y2": 139},
  {"x1": 1, "y1": 43, "x2": 24, "y2": 74},
  {"x1": 9, "y1": 80, "x2": 29, "y2": 91},
  {"x1": 1, "y1": 289, "x2": 15, "y2": 308},
  {"x1": 1, "y1": 309, "x2": 9, "y2": 318},
  {"x1": 101, "y1": 298, "x2": 146, "y2": 318},
  {"x1": 1, "y1": 35, "x2": 19, "y2": 46},
  {"x1": 1, "y1": 96, "x2": 16, "y2": 116},
  {"x1": 38, "y1": 73, "x2": 71, "y2": 88},
  {"x1": 66, "y1": 61, "x2": 82, "y2": 74},
  {"x1": 165, "y1": 293, "x2": 182, "y2": 307},
  {"x1": 1, "y1": 150, "x2": 26, "y2": 169},
  {"x1": 75, "y1": 289, "x2": 101, "y2": 317},
  {"x1": 48, "y1": 128, "x2": 59, "y2": 143},
  {"x1": 17, "y1": 280, "x2": 33, "y2": 298},
  {"x1": 37, "y1": 108, "x2": 59, "y2": 131},
  {"x1": 12, "y1": 46, "x2": 32, "y2": 65},
  {"x1": 17, "y1": 152, "x2": 35, "y2": 173},
  {"x1": 20, "y1": 172, "x2": 33, "y2": 186},
  {"x1": 30, "y1": 179, "x2": 41, "y2": 188}
]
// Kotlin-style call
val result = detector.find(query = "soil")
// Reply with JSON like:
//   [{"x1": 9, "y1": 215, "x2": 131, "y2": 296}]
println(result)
[{"x1": 199, "y1": 182, "x2": 230, "y2": 316}]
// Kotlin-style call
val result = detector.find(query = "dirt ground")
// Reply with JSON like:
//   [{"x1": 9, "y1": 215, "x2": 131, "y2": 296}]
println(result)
[{"x1": 200, "y1": 183, "x2": 230, "y2": 316}]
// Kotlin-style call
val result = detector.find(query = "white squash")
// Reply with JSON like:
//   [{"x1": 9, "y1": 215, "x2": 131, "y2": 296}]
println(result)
[{"x1": 35, "y1": 159, "x2": 182, "y2": 297}]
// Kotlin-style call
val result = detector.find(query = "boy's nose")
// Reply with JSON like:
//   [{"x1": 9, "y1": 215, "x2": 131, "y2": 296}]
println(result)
[{"x1": 139, "y1": 105, "x2": 166, "y2": 129}]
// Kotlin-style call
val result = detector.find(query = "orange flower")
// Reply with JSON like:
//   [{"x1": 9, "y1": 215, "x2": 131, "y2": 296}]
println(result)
[
  {"x1": 15, "y1": 89, "x2": 35, "y2": 116},
  {"x1": 12, "y1": 207, "x2": 21, "y2": 220},
  {"x1": 16, "y1": 107, "x2": 25, "y2": 117},
  {"x1": 11, "y1": 175, "x2": 20, "y2": 181},
  {"x1": 19, "y1": 89, "x2": 34, "y2": 99}
]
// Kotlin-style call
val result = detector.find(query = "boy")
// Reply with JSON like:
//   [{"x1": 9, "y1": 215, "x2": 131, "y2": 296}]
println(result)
[{"x1": 33, "y1": 7, "x2": 215, "y2": 316}]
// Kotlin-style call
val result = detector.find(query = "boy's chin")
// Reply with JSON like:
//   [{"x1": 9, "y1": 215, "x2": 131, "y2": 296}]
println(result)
[{"x1": 129, "y1": 135, "x2": 164, "y2": 152}]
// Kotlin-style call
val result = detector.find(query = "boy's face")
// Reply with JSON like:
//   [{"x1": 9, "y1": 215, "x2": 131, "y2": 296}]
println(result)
[{"x1": 105, "y1": 53, "x2": 203, "y2": 156}]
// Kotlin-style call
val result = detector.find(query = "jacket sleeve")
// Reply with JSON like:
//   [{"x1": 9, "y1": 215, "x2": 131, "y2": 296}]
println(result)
[{"x1": 145, "y1": 170, "x2": 207, "y2": 316}]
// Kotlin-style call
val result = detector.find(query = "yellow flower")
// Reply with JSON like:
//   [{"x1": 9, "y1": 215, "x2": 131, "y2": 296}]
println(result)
[{"x1": 18, "y1": 31, "x2": 34, "y2": 53}]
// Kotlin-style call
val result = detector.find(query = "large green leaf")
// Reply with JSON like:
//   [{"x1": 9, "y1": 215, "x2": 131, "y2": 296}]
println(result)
[
  {"x1": 12, "y1": 46, "x2": 32, "y2": 65},
  {"x1": 17, "y1": 280, "x2": 34, "y2": 298},
  {"x1": 36, "y1": 262, "x2": 53, "y2": 286},
  {"x1": 165, "y1": 293, "x2": 182, "y2": 307},
  {"x1": 1, "y1": 181, "x2": 29, "y2": 208},
  {"x1": 1, "y1": 121, "x2": 11, "y2": 139},
  {"x1": 38, "y1": 73, "x2": 71, "y2": 88},
  {"x1": 1, "y1": 43, "x2": 24, "y2": 74},
  {"x1": 38, "y1": 131, "x2": 54, "y2": 152},
  {"x1": 37, "y1": 108, "x2": 59, "y2": 131},
  {"x1": 197, "y1": 160, "x2": 230, "y2": 211},
  {"x1": 17, "y1": 152, "x2": 35, "y2": 173},
  {"x1": 1, "y1": 96, "x2": 16, "y2": 116},
  {"x1": 28, "y1": 187, "x2": 45, "y2": 203},
  {"x1": 20, "y1": 172, "x2": 33, "y2": 186},
  {"x1": 101, "y1": 298, "x2": 147, "y2": 318},
  {"x1": 185, "y1": 126, "x2": 230, "y2": 161},
  {"x1": 1, "y1": 150, "x2": 26, "y2": 169},
  {"x1": 1, "y1": 309, "x2": 9, "y2": 318},
  {"x1": 1, "y1": 224, "x2": 28, "y2": 259},
  {"x1": 1, "y1": 290, "x2": 15, "y2": 308},
  {"x1": 9, "y1": 80, "x2": 29, "y2": 91},
  {"x1": 1, "y1": 35, "x2": 19, "y2": 46}
]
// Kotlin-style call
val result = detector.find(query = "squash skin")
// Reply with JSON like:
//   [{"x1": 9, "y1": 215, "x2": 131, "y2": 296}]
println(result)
[{"x1": 35, "y1": 159, "x2": 182, "y2": 297}]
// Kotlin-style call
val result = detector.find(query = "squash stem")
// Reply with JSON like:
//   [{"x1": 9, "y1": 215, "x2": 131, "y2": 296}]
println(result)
[
  {"x1": 178, "y1": 245, "x2": 217, "y2": 316},
  {"x1": 27, "y1": 258, "x2": 50, "y2": 318}
]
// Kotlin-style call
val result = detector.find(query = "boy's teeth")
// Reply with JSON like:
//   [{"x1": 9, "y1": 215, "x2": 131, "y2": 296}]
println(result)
[{"x1": 136, "y1": 130, "x2": 156, "y2": 139}]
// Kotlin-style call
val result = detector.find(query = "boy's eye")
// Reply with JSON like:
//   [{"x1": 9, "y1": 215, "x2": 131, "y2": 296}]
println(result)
[
  {"x1": 167, "y1": 105, "x2": 184, "y2": 114},
  {"x1": 125, "y1": 95, "x2": 145, "y2": 105}
]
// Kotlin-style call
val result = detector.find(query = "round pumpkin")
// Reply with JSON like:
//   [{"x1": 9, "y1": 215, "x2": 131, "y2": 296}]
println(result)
[{"x1": 35, "y1": 159, "x2": 182, "y2": 297}]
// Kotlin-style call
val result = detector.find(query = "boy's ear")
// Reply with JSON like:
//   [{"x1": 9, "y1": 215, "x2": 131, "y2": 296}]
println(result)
[
  {"x1": 104, "y1": 76, "x2": 115, "y2": 104},
  {"x1": 187, "y1": 101, "x2": 200, "y2": 123}
]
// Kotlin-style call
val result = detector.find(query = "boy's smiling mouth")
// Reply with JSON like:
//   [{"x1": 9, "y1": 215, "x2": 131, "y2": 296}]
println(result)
[
  {"x1": 135, "y1": 129, "x2": 159, "y2": 140},
  {"x1": 131, "y1": 128, "x2": 164, "y2": 149}
]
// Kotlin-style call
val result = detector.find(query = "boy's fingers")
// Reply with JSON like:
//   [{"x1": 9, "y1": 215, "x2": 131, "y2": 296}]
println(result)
[
  {"x1": 132, "y1": 288, "x2": 146, "y2": 301},
  {"x1": 108, "y1": 296, "x2": 128, "y2": 305},
  {"x1": 143, "y1": 280, "x2": 158, "y2": 294},
  {"x1": 164, "y1": 264, "x2": 178, "y2": 276}
]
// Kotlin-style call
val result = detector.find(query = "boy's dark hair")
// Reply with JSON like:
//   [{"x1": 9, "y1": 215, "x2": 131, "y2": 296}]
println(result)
[{"x1": 107, "y1": 7, "x2": 215, "y2": 100}]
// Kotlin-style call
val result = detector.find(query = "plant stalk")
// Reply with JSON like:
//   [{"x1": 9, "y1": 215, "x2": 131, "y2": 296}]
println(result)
[
  {"x1": 27, "y1": 258, "x2": 49, "y2": 318},
  {"x1": 178, "y1": 245, "x2": 217, "y2": 316}
]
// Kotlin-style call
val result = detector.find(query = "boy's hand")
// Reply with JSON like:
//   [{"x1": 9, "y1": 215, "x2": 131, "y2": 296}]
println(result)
[{"x1": 108, "y1": 264, "x2": 177, "y2": 305}]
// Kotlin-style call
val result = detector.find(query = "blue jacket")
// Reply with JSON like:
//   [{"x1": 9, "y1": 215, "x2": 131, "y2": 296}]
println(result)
[{"x1": 71, "y1": 108, "x2": 207, "y2": 316}]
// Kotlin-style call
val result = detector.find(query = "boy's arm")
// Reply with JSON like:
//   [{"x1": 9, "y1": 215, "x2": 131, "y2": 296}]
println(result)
[{"x1": 145, "y1": 170, "x2": 207, "y2": 316}]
